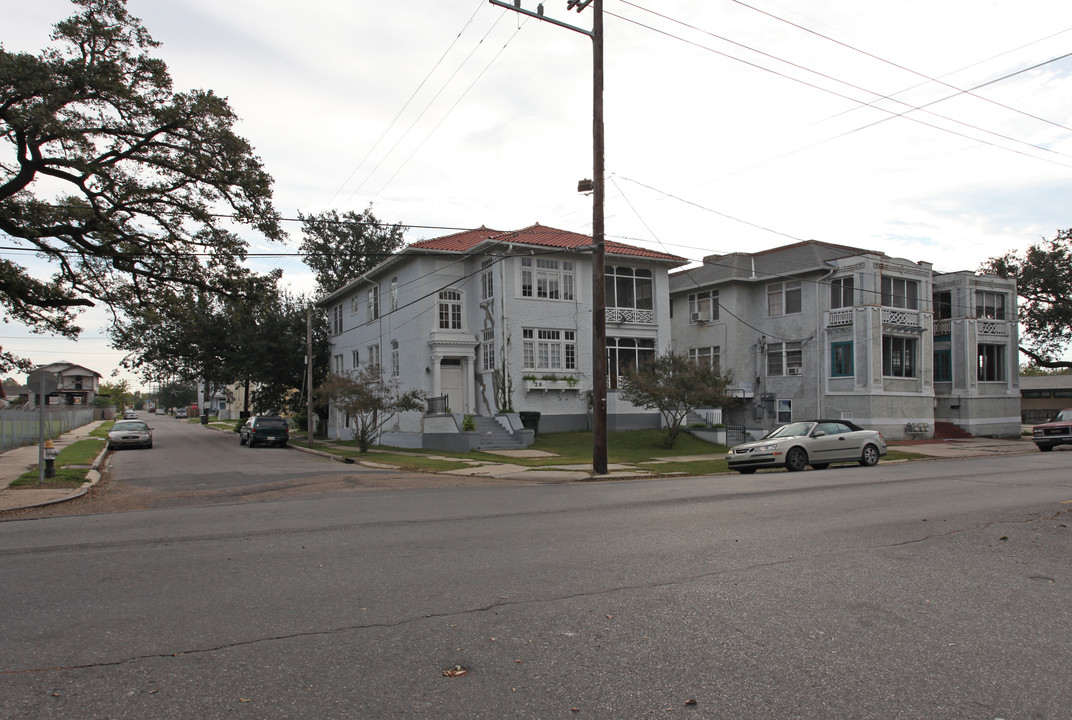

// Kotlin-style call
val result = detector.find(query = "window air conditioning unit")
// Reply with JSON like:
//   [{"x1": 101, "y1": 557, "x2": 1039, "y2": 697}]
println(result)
[
  {"x1": 691, "y1": 311, "x2": 707, "y2": 323},
  {"x1": 787, "y1": 367, "x2": 802, "y2": 375}
]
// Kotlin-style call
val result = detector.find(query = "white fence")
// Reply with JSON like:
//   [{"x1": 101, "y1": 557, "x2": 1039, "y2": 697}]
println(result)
[{"x1": 0, "y1": 406, "x2": 99, "y2": 452}]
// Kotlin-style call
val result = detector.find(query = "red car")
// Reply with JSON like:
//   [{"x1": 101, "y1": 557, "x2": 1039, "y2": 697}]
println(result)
[{"x1": 1031, "y1": 409, "x2": 1072, "y2": 451}]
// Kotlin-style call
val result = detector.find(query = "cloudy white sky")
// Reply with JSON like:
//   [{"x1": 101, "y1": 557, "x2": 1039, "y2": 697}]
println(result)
[{"x1": 4, "y1": 0, "x2": 1072, "y2": 387}]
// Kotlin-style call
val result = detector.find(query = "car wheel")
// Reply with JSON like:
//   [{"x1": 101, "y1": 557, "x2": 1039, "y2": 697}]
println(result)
[
  {"x1": 1038, "y1": 445, "x2": 1053, "y2": 452},
  {"x1": 279, "y1": 441, "x2": 288, "y2": 448},
  {"x1": 811, "y1": 463, "x2": 829, "y2": 470},
  {"x1": 736, "y1": 467, "x2": 756, "y2": 475},
  {"x1": 248, "y1": 438, "x2": 256, "y2": 448},
  {"x1": 146, "y1": 440, "x2": 153, "y2": 449},
  {"x1": 785, "y1": 447, "x2": 808, "y2": 472},
  {"x1": 107, "y1": 443, "x2": 115, "y2": 451},
  {"x1": 239, "y1": 434, "x2": 246, "y2": 445},
  {"x1": 859, "y1": 444, "x2": 880, "y2": 467}
]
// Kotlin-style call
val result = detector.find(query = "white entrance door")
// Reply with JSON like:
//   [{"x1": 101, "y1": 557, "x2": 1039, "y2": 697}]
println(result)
[{"x1": 440, "y1": 361, "x2": 465, "y2": 413}]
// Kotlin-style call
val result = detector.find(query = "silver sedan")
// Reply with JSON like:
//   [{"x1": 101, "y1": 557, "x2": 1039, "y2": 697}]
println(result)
[
  {"x1": 107, "y1": 420, "x2": 154, "y2": 450},
  {"x1": 727, "y1": 420, "x2": 886, "y2": 474}
]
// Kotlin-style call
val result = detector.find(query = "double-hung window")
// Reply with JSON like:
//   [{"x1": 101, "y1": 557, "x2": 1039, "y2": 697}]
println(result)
[
  {"x1": 480, "y1": 260, "x2": 494, "y2": 303},
  {"x1": 482, "y1": 328, "x2": 495, "y2": 371},
  {"x1": 767, "y1": 281, "x2": 802, "y2": 316},
  {"x1": 689, "y1": 346, "x2": 720, "y2": 371},
  {"x1": 976, "y1": 291, "x2": 1005, "y2": 320},
  {"x1": 767, "y1": 342, "x2": 802, "y2": 376},
  {"x1": 882, "y1": 277, "x2": 919, "y2": 309},
  {"x1": 367, "y1": 344, "x2": 381, "y2": 371},
  {"x1": 438, "y1": 290, "x2": 463, "y2": 330},
  {"x1": 688, "y1": 290, "x2": 718, "y2": 322},
  {"x1": 390, "y1": 341, "x2": 399, "y2": 377},
  {"x1": 332, "y1": 304, "x2": 344, "y2": 335},
  {"x1": 390, "y1": 277, "x2": 399, "y2": 312},
  {"x1": 830, "y1": 277, "x2": 854, "y2": 309},
  {"x1": 367, "y1": 286, "x2": 379, "y2": 322},
  {"x1": 933, "y1": 291, "x2": 952, "y2": 320}
]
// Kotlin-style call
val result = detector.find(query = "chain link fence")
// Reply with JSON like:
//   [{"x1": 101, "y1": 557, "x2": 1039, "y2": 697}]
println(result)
[{"x1": 0, "y1": 406, "x2": 99, "y2": 452}]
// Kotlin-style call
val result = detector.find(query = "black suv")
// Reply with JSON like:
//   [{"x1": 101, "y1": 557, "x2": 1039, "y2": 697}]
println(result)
[{"x1": 239, "y1": 416, "x2": 290, "y2": 448}]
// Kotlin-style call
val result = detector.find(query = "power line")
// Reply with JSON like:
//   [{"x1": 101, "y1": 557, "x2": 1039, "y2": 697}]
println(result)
[{"x1": 606, "y1": 7, "x2": 1072, "y2": 169}]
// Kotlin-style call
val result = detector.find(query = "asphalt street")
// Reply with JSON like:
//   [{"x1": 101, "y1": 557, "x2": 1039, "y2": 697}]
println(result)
[{"x1": 1, "y1": 432, "x2": 1070, "y2": 719}]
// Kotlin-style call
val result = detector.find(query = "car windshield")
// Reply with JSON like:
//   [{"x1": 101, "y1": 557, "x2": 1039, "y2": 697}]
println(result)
[
  {"x1": 765, "y1": 422, "x2": 815, "y2": 439},
  {"x1": 1052, "y1": 410, "x2": 1072, "y2": 422},
  {"x1": 256, "y1": 419, "x2": 288, "y2": 429},
  {"x1": 112, "y1": 421, "x2": 148, "y2": 432}
]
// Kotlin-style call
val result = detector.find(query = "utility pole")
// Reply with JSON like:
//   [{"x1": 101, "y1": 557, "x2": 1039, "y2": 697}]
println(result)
[
  {"x1": 307, "y1": 303, "x2": 315, "y2": 446},
  {"x1": 490, "y1": 0, "x2": 607, "y2": 474}
]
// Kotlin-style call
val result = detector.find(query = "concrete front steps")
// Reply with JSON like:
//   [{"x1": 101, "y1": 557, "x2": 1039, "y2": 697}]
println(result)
[
  {"x1": 469, "y1": 415, "x2": 526, "y2": 451},
  {"x1": 934, "y1": 421, "x2": 974, "y2": 439}
]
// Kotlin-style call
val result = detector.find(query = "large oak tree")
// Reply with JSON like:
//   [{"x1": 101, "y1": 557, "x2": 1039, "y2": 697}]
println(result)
[
  {"x1": 983, "y1": 229, "x2": 1072, "y2": 371},
  {"x1": 0, "y1": 0, "x2": 282, "y2": 369}
]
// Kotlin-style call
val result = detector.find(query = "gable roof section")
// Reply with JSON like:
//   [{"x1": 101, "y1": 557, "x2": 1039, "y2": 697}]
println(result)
[
  {"x1": 411, "y1": 223, "x2": 687, "y2": 264},
  {"x1": 671, "y1": 240, "x2": 884, "y2": 292}
]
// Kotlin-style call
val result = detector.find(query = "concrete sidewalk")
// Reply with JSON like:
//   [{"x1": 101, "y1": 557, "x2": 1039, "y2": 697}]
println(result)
[{"x1": 0, "y1": 420, "x2": 108, "y2": 512}]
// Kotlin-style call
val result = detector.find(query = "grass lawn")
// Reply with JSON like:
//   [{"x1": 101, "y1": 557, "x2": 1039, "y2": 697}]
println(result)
[
  {"x1": 297, "y1": 428, "x2": 925, "y2": 477},
  {"x1": 10, "y1": 437, "x2": 106, "y2": 488}
]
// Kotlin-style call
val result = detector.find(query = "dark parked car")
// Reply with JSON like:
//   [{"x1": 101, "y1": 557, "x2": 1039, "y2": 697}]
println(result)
[
  {"x1": 727, "y1": 419, "x2": 887, "y2": 474},
  {"x1": 107, "y1": 420, "x2": 153, "y2": 450},
  {"x1": 239, "y1": 416, "x2": 290, "y2": 448},
  {"x1": 1031, "y1": 409, "x2": 1072, "y2": 451}
]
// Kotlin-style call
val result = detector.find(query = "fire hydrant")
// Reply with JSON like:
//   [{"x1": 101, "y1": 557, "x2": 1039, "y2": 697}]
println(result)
[{"x1": 44, "y1": 439, "x2": 59, "y2": 478}]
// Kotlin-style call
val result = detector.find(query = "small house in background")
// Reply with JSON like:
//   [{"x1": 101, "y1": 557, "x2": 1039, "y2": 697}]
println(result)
[
  {"x1": 1019, "y1": 375, "x2": 1072, "y2": 424},
  {"x1": 28, "y1": 361, "x2": 102, "y2": 406}
]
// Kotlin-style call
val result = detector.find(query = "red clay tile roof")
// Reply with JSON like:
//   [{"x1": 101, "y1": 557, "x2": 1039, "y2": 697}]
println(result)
[{"x1": 410, "y1": 223, "x2": 686, "y2": 264}]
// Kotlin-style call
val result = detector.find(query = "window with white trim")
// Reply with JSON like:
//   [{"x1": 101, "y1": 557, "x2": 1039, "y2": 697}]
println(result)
[
  {"x1": 977, "y1": 344, "x2": 1006, "y2": 381},
  {"x1": 438, "y1": 290, "x2": 463, "y2": 330},
  {"x1": 881, "y1": 276, "x2": 919, "y2": 310},
  {"x1": 522, "y1": 328, "x2": 576, "y2": 371},
  {"x1": 689, "y1": 346, "x2": 720, "y2": 371},
  {"x1": 390, "y1": 277, "x2": 398, "y2": 311},
  {"x1": 333, "y1": 354, "x2": 344, "y2": 373},
  {"x1": 606, "y1": 266, "x2": 653, "y2": 310},
  {"x1": 331, "y1": 304, "x2": 343, "y2": 335},
  {"x1": 367, "y1": 286, "x2": 379, "y2": 322},
  {"x1": 830, "y1": 277, "x2": 854, "y2": 309},
  {"x1": 767, "y1": 281, "x2": 801, "y2": 316},
  {"x1": 351, "y1": 349, "x2": 359, "y2": 368},
  {"x1": 766, "y1": 342, "x2": 802, "y2": 376},
  {"x1": 882, "y1": 336, "x2": 916, "y2": 377},
  {"x1": 480, "y1": 260, "x2": 494, "y2": 303},
  {"x1": 520, "y1": 258, "x2": 574, "y2": 300},
  {"x1": 367, "y1": 343, "x2": 381, "y2": 370},
  {"x1": 607, "y1": 336, "x2": 655, "y2": 389},
  {"x1": 482, "y1": 328, "x2": 495, "y2": 371},
  {"x1": 976, "y1": 291, "x2": 1006, "y2": 320},
  {"x1": 688, "y1": 290, "x2": 718, "y2": 322},
  {"x1": 777, "y1": 399, "x2": 793, "y2": 423},
  {"x1": 390, "y1": 341, "x2": 399, "y2": 377}
]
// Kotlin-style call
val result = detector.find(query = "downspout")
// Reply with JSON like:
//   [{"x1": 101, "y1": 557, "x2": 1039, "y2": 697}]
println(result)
[{"x1": 816, "y1": 265, "x2": 838, "y2": 418}]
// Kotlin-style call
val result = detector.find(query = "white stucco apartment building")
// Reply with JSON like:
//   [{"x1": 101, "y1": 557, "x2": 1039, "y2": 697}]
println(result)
[
  {"x1": 317, "y1": 224, "x2": 688, "y2": 450},
  {"x1": 669, "y1": 241, "x2": 1021, "y2": 440}
]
